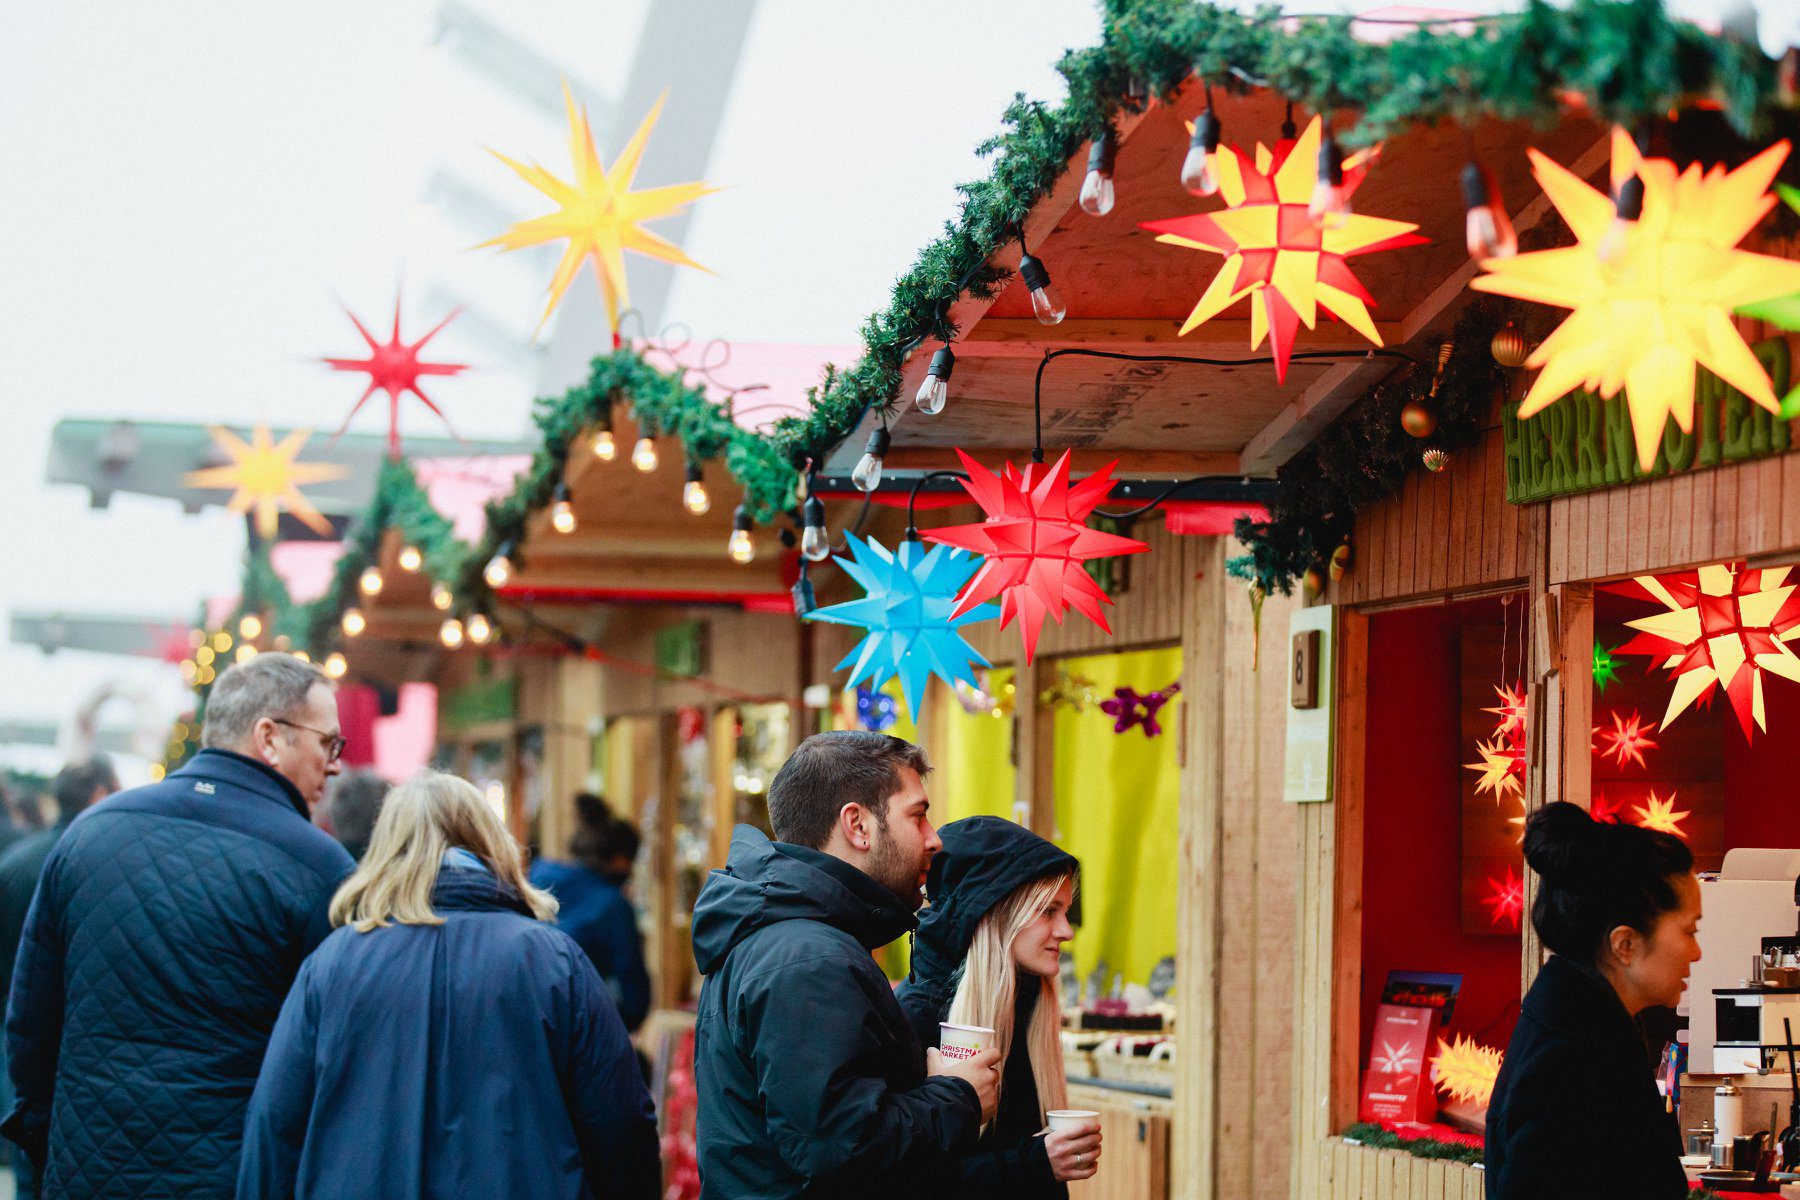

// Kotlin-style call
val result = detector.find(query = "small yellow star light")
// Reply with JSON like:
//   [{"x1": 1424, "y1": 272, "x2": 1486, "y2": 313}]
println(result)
[
  {"x1": 1465, "y1": 737, "x2": 1523, "y2": 800},
  {"x1": 1632, "y1": 790, "x2": 1691, "y2": 839},
  {"x1": 1431, "y1": 1035, "x2": 1504, "y2": 1108},
  {"x1": 183, "y1": 426, "x2": 348, "y2": 539},
  {"x1": 1470, "y1": 129, "x2": 1800, "y2": 470},
  {"x1": 483, "y1": 85, "x2": 718, "y2": 338}
]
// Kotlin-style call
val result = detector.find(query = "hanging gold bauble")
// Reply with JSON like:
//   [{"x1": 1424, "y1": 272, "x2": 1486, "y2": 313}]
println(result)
[
  {"x1": 1400, "y1": 399, "x2": 1437, "y2": 438},
  {"x1": 1423, "y1": 448, "x2": 1450, "y2": 473},
  {"x1": 1302, "y1": 565, "x2": 1327, "y2": 598},
  {"x1": 1329, "y1": 538, "x2": 1355, "y2": 581},
  {"x1": 1490, "y1": 324, "x2": 1530, "y2": 369}
]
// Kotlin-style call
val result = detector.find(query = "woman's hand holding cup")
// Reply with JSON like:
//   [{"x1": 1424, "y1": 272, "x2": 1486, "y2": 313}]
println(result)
[{"x1": 1044, "y1": 1110, "x2": 1102, "y2": 1182}]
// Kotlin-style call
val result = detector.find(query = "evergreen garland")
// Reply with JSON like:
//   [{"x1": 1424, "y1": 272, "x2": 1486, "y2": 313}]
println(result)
[{"x1": 1341, "y1": 1122, "x2": 1485, "y2": 1165}]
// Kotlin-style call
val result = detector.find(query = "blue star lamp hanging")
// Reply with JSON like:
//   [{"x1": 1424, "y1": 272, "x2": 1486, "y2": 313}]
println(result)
[{"x1": 805, "y1": 533, "x2": 999, "y2": 721}]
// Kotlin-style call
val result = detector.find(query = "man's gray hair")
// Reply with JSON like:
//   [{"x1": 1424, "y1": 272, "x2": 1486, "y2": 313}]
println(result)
[{"x1": 200, "y1": 653, "x2": 329, "y2": 750}]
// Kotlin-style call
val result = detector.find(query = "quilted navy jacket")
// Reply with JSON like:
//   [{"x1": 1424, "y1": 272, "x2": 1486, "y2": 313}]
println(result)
[
  {"x1": 2, "y1": 749, "x2": 354, "y2": 1200},
  {"x1": 238, "y1": 860, "x2": 660, "y2": 1200}
]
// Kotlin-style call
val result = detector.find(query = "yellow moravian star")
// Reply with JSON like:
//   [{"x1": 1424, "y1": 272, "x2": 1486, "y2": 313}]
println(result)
[
  {"x1": 183, "y1": 426, "x2": 348, "y2": 539},
  {"x1": 483, "y1": 84, "x2": 718, "y2": 338}
]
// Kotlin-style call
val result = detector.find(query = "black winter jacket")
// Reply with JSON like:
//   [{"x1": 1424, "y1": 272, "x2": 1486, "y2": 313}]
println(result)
[
  {"x1": 691, "y1": 825, "x2": 981, "y2": 1200},
  {"x1": 896, "y1": 816, "x2": 1079, "y2": 1200},
  {"x1": 1484, "y1": 954, "x2": 1686, "y2": 1199},
  {"x1": 3, "y1": 749, "x2": 354, "y2": 1200}
]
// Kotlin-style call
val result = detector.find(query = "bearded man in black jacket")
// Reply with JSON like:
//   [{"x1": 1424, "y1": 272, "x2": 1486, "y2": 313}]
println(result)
[{"x1": 691, "y1": 731, "x2": 1000, "y2": 1200}]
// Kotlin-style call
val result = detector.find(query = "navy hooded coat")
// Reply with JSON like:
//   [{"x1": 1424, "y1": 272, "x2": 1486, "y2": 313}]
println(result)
[
  {"x1": 236, "y1": 856, "x2": 659, "y2": 1200},
  {"x1": 3, "y1": 749, "x2": 355, "y2": 1200},
  {"x1": 895, "y1": 816, "x2": 1079, "y2": 1200},
  {"x1": 528, "y1": 858, "x2": 651, "y2": 1032},
  {"x1": 690, "y1": 825, "x2": 981, "y2": 1200}
]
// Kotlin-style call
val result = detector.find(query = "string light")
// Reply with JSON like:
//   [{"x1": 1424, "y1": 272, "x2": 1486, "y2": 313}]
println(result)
[
  {"x1": 1079, "y1": 129, "x2": 1116, "y2": 216},
  {"x1": 1461, "y1": 161, "x2": 1517, "y2": 259},
  {"x1": 466, "y1": 612, "x2": 493, "y2": 645},
  {"x1": 194, "y1": 646, "x2": 215, "y2": 667},
  {"x1": 1181, "y1": 104, "x2": 1223, "y2": 196},
  {"x1": 439, "y1": 617, "x2": 465, "y2": 649},
  {"x1": 915, "y1": 345, "x2": 954, "y2": 415},
  {"x1": 728, "y1": 506, "x2": 757, "y2": 564},
  {"x1": 397, "y1": 544, "x2": 424, "y2": 573},
  {"x1": 851, "y1": 427, "x2": 890, "y2": 492},
  {"x1": 800, "y1": 494, "x2": 830, "y2": 562},
  {"x1": 212, "y1": 631, "x2": 233, "y2": 652},
  {"x1": 235, "y1": 643, "x2": 258, "y2": 663},
  {"x1": 342, "y1": 608, "x2": 366, "y2": 637},
  {"x1": 682, "y1": 462, "x2": 711, "y2": 515},
  {"x1": 359, "y1": 566, "x2": 384, "y2": 596},
  {"x1": 293, "y1": 649, "x2": 310, "y2": 663},
  {"x1": 592, "y1": 427, "x2": 617, "y2": 462},
  {"x1": 631, "y1": 436, "x2": 658, "y2": 473},
  {"x1": 551, "y1": 482, "x2": 577, "y2": 533},
  {"x1": 484, "y1": 540, "x2": 516, "y2": 589},
  {"x1": 324, "y1": 652, "x2": 347, "y2": 679},
  {"x1": 1017, "y1": 247, "x2": 1066, "y2": 325},
  {"x1": 431, "y1": 583, "x2": 453, "y2": 611},
  {"x1": 238, "y1": 614, "x2": 262, "y2": 640}
]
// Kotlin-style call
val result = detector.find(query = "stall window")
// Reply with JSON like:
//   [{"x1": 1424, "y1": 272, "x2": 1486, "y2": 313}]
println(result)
[
  {"x1": 1051, "y1": 646, "x2": 1181, "y2": 1000},
  {"x1": 1356, "y1": 596, "x2": 1525, "y2": 1132}
]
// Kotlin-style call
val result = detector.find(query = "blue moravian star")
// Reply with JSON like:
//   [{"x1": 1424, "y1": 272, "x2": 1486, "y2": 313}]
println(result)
[{"x1": 806, "y1": 534, "x2": 999, "y2": 721}]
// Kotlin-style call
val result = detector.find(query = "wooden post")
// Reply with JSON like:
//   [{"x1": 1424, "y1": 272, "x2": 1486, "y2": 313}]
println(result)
[
  {"x1": 1556, "y1": 583, "x2": 1595, "y2": 814},
  {"x1": 1013, "y1": 658, "x2": 1056, "y2": 834},
  {"x1": 709, "y1": 706, "x2": 738, "y2": 869},
  {"x1": 1327, "y1": 607, "x2": 1369, "y2": 1135}
]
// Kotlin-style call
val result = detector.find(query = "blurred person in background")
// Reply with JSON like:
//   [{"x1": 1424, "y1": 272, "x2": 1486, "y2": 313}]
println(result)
[
  {"x1": 316, "y1": 770, "x2": 390, "y2": 861},
  {"x1": 3, "y1": 654, "x2": 355, "y2": 1200},
  {"x1": 529, "y1": 793, "x2": 650, "y2": 1032},
  {"x1": 0, "y1": 755, "x2": 118, "y2": 1198},
  {"x1": 238, "y1": 772, "x2": 659, "y2": 1200}
]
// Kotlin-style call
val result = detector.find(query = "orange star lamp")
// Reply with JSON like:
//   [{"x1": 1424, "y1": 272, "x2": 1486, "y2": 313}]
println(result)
[{"x1": 183, "y1": 426, "x2": 348, "y2": 539}]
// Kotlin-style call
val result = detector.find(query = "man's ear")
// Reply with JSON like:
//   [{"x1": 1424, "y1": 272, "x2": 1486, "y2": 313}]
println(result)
[{"x1": 837, "y1": 802, "x2": 871, "y2": 853}]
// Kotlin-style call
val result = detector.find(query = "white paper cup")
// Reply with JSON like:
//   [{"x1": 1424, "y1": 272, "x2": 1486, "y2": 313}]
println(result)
[
  {"x1": 939, "y1": 1023, "x2": 996, "y2": 1061},
  {"x1": 1045, "y1": 1109, "x2": 1100, "y2": 1133}
]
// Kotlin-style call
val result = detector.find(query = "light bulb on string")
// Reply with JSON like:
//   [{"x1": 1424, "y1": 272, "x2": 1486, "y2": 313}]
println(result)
[
  {"x1": 851, "y1": 427, "x2": 890, "y2": 493},
  {"x1": 1181, "y1": 106, "x2": 1222, "y2": 196},
  {"x1": 439, "y1": 618, "x2": 465, "y2": 649},
  {"x1": 238, "y1": 613, "x2": 262, "y2": 640},
  {"x1": 397, "y1": 544, "x2": 424, "y2": 573},
  {"x1": 551, "y1": 482, "x2": 577, "y2": 533},
  {"x1": 592, "y1": 427, "x2": 617, "y2": 462},
  {"x1": 358, "y1": 566, "x2": 384, "y2": 596},
  {"x1": 342, "y1": 608, "x2": 366, "y2": 637},
  {"x1": 1598, "y1": 172, "x2": 1645, "y2": 265},
  {"x1": 631, "y1": 437, "x2": 658, "y2": 472},
  {"x1": 430, "y1": 583, "x2": 453, "y2": 611},
  {"x1": 1017, "y1": 249, "x2": 1065, "y2": 325},
  {"x1": 466, "y1": 612, "x2": 493, "y2": 645},
  {"x1": 1309, "y1": 130, "x2": 1351, "y2": 227},
  {"x1": 1079, "y1": 129, "x2": 1116, "y2": 216},
  {"x1": 293, "y1": 650, "x2": 310, "y2": 663},
  {"x1": 484, "y1": 541, "x2": 516, "y2": 589},
  {"x1": 1461, "y1": 161, "x2": 1517, "y2": 260},
  {"x1": 324, "y1": 652, "x2": 347, "y2": 680},
  {"x1": 235, "y1": 643, "x2": 258, "y2": 663},
  {"x1": 682, "y1": 462, "x2": 711, "y2": 515},
  {"x1": 800, "y1": 494, "x2": 830, "y2": 562},
  {"x1": 914, "y1": 345, "x2": 954, "y2": 415},
  {"x1": 728, "y1": 505, "x2": 757, "y2": 565}
]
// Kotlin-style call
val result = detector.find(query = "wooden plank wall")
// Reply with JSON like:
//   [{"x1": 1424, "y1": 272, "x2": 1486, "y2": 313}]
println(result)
[
  {"x1": 1337, "y1": 424, "x2": 1531, "y2": 606},
  {"x1": 1548, "y1": 446, "x2": 1800, "y2": 583}
]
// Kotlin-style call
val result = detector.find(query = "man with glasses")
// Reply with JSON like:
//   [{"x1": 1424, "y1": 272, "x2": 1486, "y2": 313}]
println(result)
[{"x1": 3, "y1": 653, "x2": 356, "y2": 1200}]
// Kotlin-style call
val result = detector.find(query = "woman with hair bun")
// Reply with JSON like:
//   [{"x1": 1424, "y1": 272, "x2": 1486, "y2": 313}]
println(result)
[{"x1": 1485, "y1": 801, "x2": 1701, "y2": 1198}]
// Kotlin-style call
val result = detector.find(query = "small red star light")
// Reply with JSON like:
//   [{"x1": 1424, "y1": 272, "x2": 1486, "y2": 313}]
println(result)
[
  {"x1": 1483, "y1": 866, "x2": 1525, "y2": 931},
  {"x1": 1485, "y1": 682, "x2": 1528, "y2": 743},
  {"x1": 325, "y1": 298, "x2": 469, "y2": 459},
  {"x1": 923, "y1": 450, "x2": 1150, "y2": 663},
  {"x1": 1597, "y1": 709, "x2": 1658, "y2": 770}
]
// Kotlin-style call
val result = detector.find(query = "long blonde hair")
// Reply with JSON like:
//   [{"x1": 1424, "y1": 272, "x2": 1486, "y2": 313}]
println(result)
[
  {"x1": 329, "y1": 772, "x2": 558, "y2": 931},
  {"x1": 945, "y1": 871, "x2": 1074, "y2": 1124}
]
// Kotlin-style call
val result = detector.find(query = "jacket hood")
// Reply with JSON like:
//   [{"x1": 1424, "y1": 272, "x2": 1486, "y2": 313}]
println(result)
[
  {"x1": 691, "y1": 825, "x2": 919, "y2": 975},
  {"x1": 910, "y1": 817, "x2": 1077, "y2": 991},
  {"x1": 431, "y1": 861, "x2": 535, "y2": 919}
]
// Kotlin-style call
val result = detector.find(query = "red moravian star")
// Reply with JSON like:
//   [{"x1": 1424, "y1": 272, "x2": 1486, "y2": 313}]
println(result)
[
  {"x1": 325, "y1": 298, "x2": 469, "y2": 459},
  {"x1": 923, "y1": 450, "x2": 1149, "y2": 663},
  {"x1": 1597, "y1": 709, "x2": 1658, "y2": 770},
  {"x1": 1483, "y1": 866, "x2": 1525, "y2": 931}
]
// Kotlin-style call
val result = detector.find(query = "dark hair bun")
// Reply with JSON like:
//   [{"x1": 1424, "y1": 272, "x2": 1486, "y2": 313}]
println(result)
[
  {"x1": 1523, "y1": 801, "x2": 1598, "y2": 886},
  {"x1": 574, "y1": 792, "x2": 613, "y2": 830}
]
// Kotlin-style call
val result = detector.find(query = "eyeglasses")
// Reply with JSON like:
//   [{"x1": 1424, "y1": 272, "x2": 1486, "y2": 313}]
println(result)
[{"x1": 273, "y1": 719, "x2": 347, "y2": 763}]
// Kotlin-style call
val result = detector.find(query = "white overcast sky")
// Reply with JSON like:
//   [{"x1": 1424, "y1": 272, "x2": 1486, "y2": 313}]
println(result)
[{"x1": 0, "y1": 0, "x2": 1792, "y2": 781}]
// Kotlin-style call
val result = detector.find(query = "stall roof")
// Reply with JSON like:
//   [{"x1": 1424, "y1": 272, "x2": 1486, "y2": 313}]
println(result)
[{"x1": 822, "y1": 82, "x2": 1606, "y2": 481}]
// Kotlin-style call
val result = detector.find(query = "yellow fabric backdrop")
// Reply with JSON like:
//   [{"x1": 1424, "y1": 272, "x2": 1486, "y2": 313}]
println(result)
[
  {"x1": 1053, "y1": 646, "x2": 1182, "y2": 990},
  {"x1": 935, "y1": 669, "x2": 1017, "y2": 824}
]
